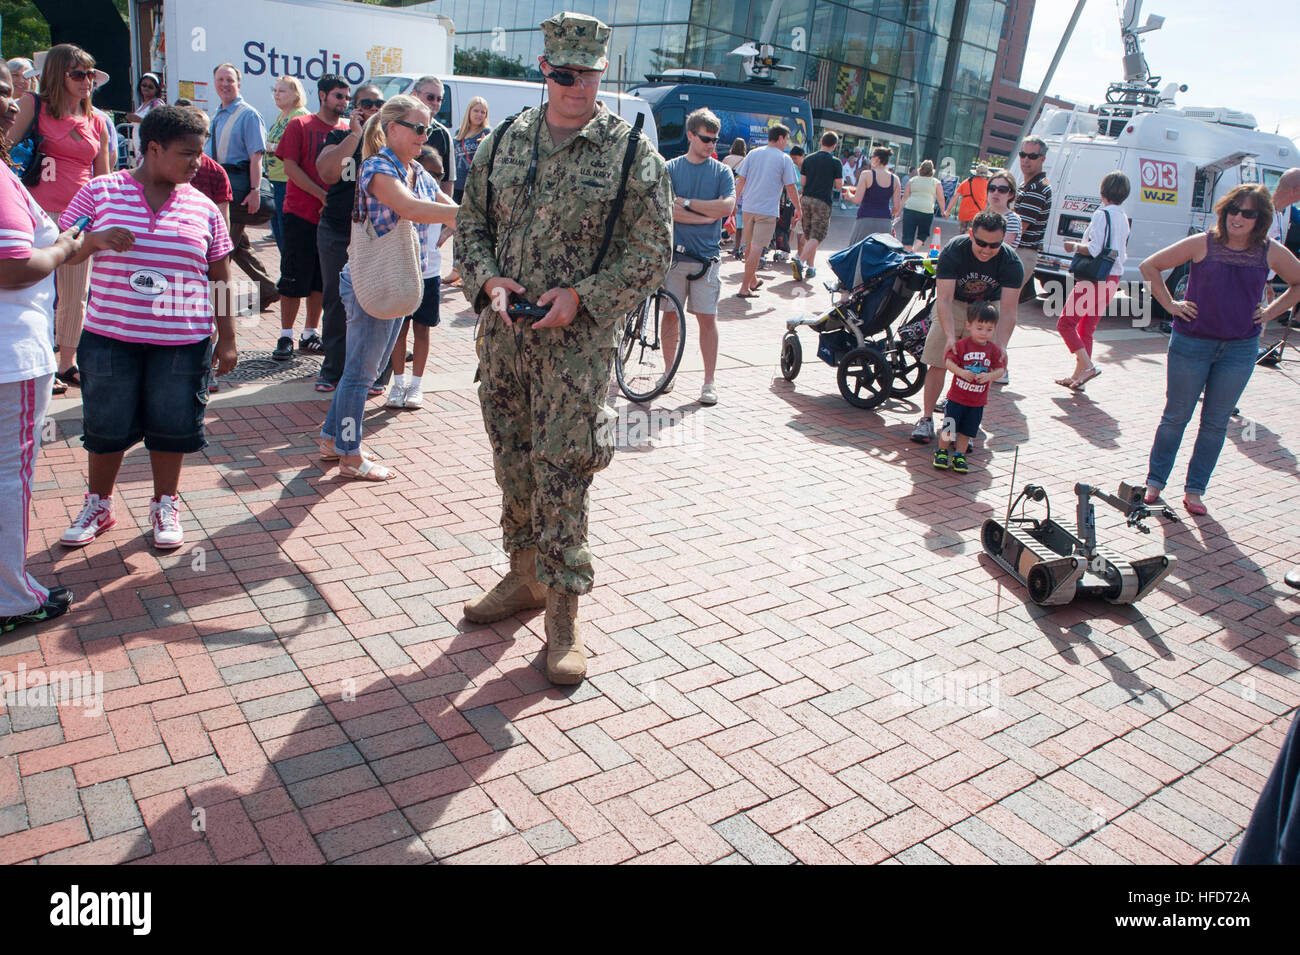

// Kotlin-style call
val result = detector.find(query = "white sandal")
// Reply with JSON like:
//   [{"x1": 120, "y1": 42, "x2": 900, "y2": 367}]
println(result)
[
  {"x1": 319, "y1": 440, "x2": 375, "y2": 462},
  {"x1": 339, "y1": 459, "x2": 396, "y2": 481}
]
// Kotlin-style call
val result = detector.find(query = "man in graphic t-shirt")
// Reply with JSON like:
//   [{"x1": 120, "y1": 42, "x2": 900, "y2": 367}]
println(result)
[
  {"x1": 273, "y1": 73, "x2": 349, "y2": 360},
  {"x1": 909, "y1": 210, "x2": 1022, "y2": 444}
]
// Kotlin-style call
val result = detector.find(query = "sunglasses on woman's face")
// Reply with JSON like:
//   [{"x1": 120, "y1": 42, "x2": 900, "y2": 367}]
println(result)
[
  {"x1": 393, "y1": 119, "x2": 430, "y2": 136},
  {"x1": 988, "y1": 184, "x2": 1012, "y2": 194},
  {"x1": 67, "y1": 69, "x2": 95, "y2": 82},
  {"x1": 1226, "y1": 204, "x2": 1259, "y2": 220}
]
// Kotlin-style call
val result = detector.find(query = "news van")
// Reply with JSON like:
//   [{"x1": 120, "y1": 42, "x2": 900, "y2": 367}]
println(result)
[
  {"x1": 629, "y1": 76, "x2": 812, "y2": 161},
  {"x1": 369, "y1": 74, "x2": 658, "y2": 151},
  {"x1": 1029, "y1": 102, "x2": 1297, "y2": 308}
]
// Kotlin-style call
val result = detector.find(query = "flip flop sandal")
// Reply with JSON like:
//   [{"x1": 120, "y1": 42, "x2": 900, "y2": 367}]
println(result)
[
  {"x1": 1073, "y1": 366, "x2": 1102, "y2": 389},
  {"x1": 1054, "y1": 377, "x2": 1078, "y2": 389},
  {"x1": 737, "y1": 290, "x2": 760, "y2": 298},
  {"x1": 339, "y1": 459, "x2": 396, "y2": 481},
  {"x1": 52, "y1": 377, "x2": 68, "y2": 395},
  {"x1": 55, "y1": 366, "x2": 81, "y2": 388}
]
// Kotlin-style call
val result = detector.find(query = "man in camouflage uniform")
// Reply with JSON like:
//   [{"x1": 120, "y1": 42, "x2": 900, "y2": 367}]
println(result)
[{"x1": 456, "y1": 12, "x2": 673, "y2": 685}]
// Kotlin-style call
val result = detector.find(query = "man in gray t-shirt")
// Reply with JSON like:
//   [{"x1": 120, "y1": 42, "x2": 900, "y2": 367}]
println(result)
[
  {"x1": 664, "y1": 108, "x2": 735, "y2": 406},
  {"x1": 734, "y1": 124, "x2": 800, "y2": 296}
]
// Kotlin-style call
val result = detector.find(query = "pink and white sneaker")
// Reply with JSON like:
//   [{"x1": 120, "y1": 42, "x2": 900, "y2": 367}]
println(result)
[
  {"x1": 60, "y1": 493, "x2": 116, "y2": 547},
  {"x1": 150, "y1": 494, "x2": 184, "y2": 549}
]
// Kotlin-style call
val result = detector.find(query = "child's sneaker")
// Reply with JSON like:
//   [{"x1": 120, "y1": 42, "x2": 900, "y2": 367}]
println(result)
[
  {"x1": 932, "y1": 449, "x2": 949, "y2": 470},
  {"x1": 951, "y1": 452, "x2": 969, "y2": 474},
  {"x1": 385, "y1": 382, "x2": 408, "y2": 409},
  {"x1": 150, "y1": 494, "x2": 185, "y2": 549},
  {"x1": 60, "y1": 493, "x2": 116, "y2": 547}
]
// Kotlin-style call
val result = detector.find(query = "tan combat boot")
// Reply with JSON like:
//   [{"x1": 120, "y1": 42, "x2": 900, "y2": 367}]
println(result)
[
  {"x1": 545, "y1": 589, "x2": 586, "y2": 685},
  {"x1": 463, "y1": 548, "x2": 548, "y2": 623}
]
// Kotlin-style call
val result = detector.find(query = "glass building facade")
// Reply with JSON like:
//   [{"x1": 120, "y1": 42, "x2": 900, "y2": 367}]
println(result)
[{"x1": 433, "y1": 0, "x2": 1006, "y2": 173}]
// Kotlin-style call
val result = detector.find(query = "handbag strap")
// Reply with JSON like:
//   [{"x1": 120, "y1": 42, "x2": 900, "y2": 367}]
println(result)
[
  {"x1": 1097, "y1": 206, "x2": 1112, "y2": 254},
  {"x1": 352, "y1": 151, "x2": 416, "y2": 225}
]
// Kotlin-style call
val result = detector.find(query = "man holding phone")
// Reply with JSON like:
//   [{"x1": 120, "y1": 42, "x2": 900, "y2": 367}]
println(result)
[{"x1": 456, "y1": 12, "x2": 672, "y2": 684}]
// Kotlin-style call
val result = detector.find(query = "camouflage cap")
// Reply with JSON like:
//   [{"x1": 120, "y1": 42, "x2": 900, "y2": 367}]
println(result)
[{"x1": 541, "y1": 11, "x2": 610, "y2": 70}]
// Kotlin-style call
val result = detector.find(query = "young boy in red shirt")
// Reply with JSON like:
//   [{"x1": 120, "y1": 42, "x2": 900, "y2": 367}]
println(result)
[{"x1": 934, "y1": 303, "x2": 1005, "y2": 474}]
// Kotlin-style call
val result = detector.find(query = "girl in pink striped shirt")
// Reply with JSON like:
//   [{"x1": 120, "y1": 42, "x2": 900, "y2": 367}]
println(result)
[{"x1": 57, "y1": 106, "x2": 236, "y2": 551}]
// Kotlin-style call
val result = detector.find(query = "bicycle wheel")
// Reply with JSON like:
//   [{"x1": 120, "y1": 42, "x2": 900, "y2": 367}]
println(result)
[{"x1": 615, "y1": 288, "x2": 687, "y2": 402}]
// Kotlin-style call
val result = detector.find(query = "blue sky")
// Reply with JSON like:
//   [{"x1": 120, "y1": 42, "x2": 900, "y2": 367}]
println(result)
[{"x1": 1023, "y1": 0, "x2": 1299, "y2": 144}]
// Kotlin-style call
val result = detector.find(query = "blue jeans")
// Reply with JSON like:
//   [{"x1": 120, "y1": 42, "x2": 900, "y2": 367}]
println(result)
[
  {"x1": 1146, "y1": 330, "x2": 1259, "y2": 495},
  {"x1": 269, "y1": 180, "x2": 288, "y2": 252},
  {"x1": 319, "y1": 268, "x2": 405, "y2": 456}
]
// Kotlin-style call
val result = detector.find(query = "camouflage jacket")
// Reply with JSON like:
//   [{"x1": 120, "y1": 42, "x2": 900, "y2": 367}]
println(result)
[{"x1": 456, "y1": 102, "x2": 673, "y2": 333}]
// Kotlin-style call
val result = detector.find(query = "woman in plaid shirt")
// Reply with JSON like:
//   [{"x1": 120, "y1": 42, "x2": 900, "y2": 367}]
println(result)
[{"x1": 317, "y1": 95, "x2": 457, "y2": 481}]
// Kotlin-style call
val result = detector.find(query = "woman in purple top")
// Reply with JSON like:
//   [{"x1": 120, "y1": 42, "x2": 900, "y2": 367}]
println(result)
[
  {"x1": 1139, "y1": 184, "x2": 1300, "y2": 516},
  {"x1": 844, "y1": 146, "x2": 900, "y2": 245}
]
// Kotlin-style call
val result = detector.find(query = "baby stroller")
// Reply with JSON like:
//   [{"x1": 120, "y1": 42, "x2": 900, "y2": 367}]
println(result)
[{"x1": 779, "y1": 233, "x2": 936, "y2": 409}]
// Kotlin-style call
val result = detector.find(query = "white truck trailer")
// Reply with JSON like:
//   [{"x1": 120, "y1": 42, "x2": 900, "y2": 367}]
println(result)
[{"x1": 126, "y1": 0, "x2": 453, "y2": 128}]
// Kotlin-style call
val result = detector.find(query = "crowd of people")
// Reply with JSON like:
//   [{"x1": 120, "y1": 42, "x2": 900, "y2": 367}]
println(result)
[{"x1": 1, "y1": 20, "x2": 1299, "y2": 693}]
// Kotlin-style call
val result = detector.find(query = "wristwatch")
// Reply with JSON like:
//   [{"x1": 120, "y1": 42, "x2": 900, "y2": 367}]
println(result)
[{"x1": 684, "y1": 198, "x2": 693, "y2": 210}]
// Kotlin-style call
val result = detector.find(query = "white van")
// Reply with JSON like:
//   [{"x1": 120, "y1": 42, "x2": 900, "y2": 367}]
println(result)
[
  {"x1": 1028, "y1": 103, "x2": 1298, "y2": 305},
  {"x1": 369, "y1": 74, "x2": 658, "y2": 151}
]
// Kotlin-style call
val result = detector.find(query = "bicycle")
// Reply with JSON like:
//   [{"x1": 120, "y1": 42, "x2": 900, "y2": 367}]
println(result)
[{"x1": 615, "y1": 250, "x2": 712, "y2": 402}]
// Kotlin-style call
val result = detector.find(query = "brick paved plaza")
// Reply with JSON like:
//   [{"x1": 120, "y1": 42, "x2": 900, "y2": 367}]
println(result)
[{"x1": 3, "y1": 219, "x2": 1297, "y2": 865}]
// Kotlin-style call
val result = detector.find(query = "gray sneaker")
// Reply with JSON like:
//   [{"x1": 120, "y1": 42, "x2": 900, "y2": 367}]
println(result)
[{"x1": 910, "y1": 417, "x2": 935, "y2": 444}]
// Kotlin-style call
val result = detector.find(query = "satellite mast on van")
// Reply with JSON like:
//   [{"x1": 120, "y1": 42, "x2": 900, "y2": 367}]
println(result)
[{"x1": 729, "y1": 0, "x2": 795, "y2": 84}]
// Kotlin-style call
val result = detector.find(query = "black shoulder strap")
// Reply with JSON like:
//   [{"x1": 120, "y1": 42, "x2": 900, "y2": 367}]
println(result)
[
  {"x1": 485, "y1": 111, "x2": 522, "y2": 243},
  {"x1": 591, "y1": 111, "x2": 645, "y2": 276}
]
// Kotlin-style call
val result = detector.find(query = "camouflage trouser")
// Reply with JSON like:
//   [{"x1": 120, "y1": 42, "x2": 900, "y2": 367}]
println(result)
[{"x1": 476, "y1": 315, "x2": 617, "y2": 595}]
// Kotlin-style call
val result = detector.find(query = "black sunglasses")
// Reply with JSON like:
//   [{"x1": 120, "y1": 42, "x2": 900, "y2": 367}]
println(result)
[
  {"x1": 972, "y1": 236, "x2": 1003, "y2": 250},
  {"x1": 355, "y1": 98, "x2": 384, "y2": 110},
  {"x1": 988, "y1": 184, "x2": 1012, "y2": 194},
  {"x1": 419, "y1": 91, "x2": 443, "y2": 103},
  {"x1": 1019, "y1": 151, "x2": 1042, "y2": 160},
  {"x1": 543, "y1": 60, "x2": 601, "y2": 88},
  {"x1": 1226, "y1": 204, "x2": 1259, "y2": 220},
  {"x1": 693, "y1": 133, "x2": 719, "y2": 144},
  {"x1": 393, "y1": 119, "x2": 430, "y2": 136}
]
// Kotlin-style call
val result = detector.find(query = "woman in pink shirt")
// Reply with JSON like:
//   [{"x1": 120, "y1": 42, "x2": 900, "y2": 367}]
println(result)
[
  {"x1": 12, "y1": 45, "x2": 110, "y2": 390},
  {"x1": 57, "y1": 106, "x2": 235, "y2": 551}
]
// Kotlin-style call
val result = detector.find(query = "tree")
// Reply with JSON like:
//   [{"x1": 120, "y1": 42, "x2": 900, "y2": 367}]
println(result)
[
  {"x1": 454, "y1": 47, "x2": 528, "y2": 79},
  {"x1": 1, "y1": 0, "x2": 51, "y2": 61}
]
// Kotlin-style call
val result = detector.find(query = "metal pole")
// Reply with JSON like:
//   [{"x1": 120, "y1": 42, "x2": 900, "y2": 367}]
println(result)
[{"x1": 1011, "y1": 0, "x2": 1088, "y2": 168}]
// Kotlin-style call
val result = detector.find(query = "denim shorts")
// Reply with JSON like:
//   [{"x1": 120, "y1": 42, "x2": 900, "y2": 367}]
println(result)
[
  {"x1": 78, "y1": 331, "x2": 212, "y2": 454},
  {"x1": 407, "y1": 276, "x2": 442, "y2": 328},
  {"x1": 942, "y1": 397, "x2": 984, "y2": 439}
]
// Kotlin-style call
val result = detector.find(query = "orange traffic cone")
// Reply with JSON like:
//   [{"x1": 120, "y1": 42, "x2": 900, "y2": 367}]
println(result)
[{"x1": 928, "y1": 227, "x2": 942, "y2": 259}]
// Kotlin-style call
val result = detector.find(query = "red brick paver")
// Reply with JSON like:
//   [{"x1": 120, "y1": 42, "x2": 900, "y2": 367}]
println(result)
[{"x1": 4, "y1": 222, "x2": 1298, "y2": 865}]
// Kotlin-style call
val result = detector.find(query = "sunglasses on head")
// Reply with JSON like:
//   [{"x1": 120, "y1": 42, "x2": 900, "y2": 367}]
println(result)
[
  {"x1": 988, "y1": 184, "x2": 1012, "y2": 194},
  {"x1": 67, "y1": 69, "x2": 95, "y2": 82},
  {"x1": 355, "y1": 98, "x2": 384, "y2": 110},
  {"x1": 1226, "y1": 204, "x2": 1259, "y2": 220},
  {"x1": 1019, "y1": 151, "x2": 1042, "y2": 160},
  {"x1": 972, "y1": 236, "x2": 1003, "y2": 250},
  {"x1": 393, "y1": 119, "x2": 430, "y2": 136}
]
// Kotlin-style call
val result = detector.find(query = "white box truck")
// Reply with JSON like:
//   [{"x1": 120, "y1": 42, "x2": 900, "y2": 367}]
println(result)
[{"x1": 126, "y1": 0, "x2": 453, "y2": 128}]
